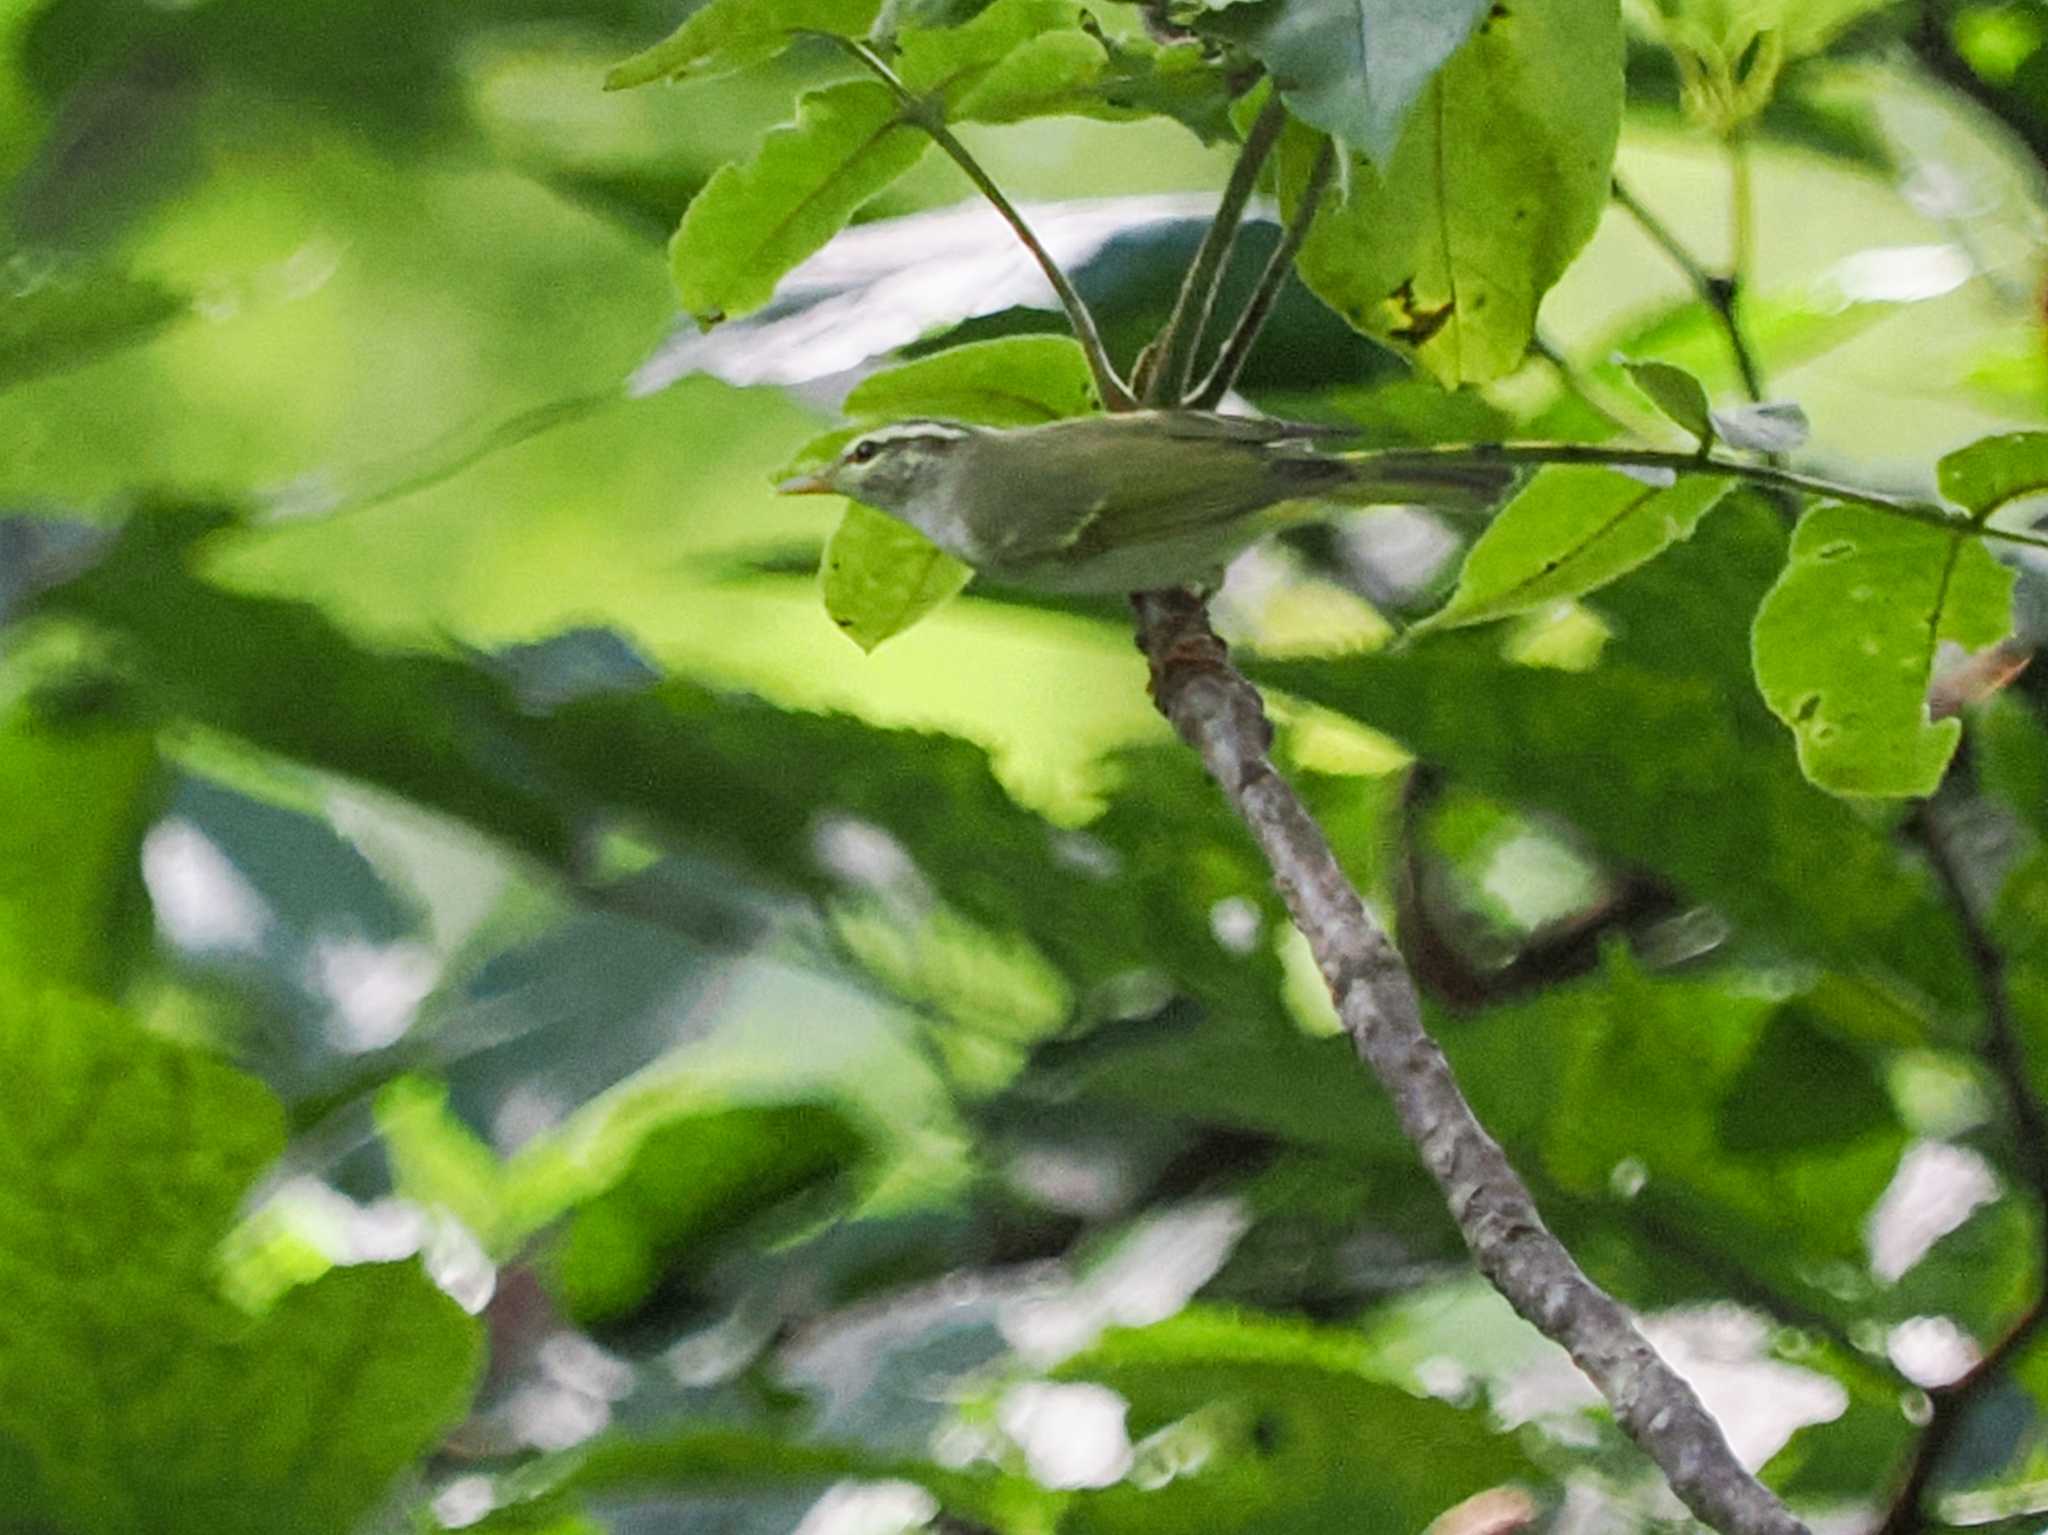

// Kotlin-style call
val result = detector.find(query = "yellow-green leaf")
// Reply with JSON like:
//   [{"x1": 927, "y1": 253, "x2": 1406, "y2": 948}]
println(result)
[
  {"x1": 670, "y1": 81, "x2": 928, "y2": 326},
  {"x1": 1281, "y1": 0, "x2": 1622, "y2": 386},
  {"x1": 1417, "y1": 467, "x2": 1734, "y2": 633},
  {"x1": 822, "y1": 502, "x2": 974, "y2": 650},
  {"x1": 1752, "y1": 504, "x2": 2016, "y2": 797},
  {"x1": 605, "y1": 0, "x2": 880, "y2": 91}
]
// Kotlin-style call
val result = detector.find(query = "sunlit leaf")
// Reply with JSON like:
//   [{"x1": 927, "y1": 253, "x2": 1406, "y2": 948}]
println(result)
[
  {"x1": 1199, "y1": 0, "x2": 1492, "y2": 163},
  {"x1": 1281, "y1": 0, "x2": 1623, "y2": 385},
  {"x1": 604, "y1": 0, "x2": 881, "y2": 91},
  {"x1": 1936, "y1": 431, "x2": 2048, "y2": 520},
  {"x1": 845, "y1": 334, "x2": 1100, "y2": 424},
  {"x1": 821, "y1": 502, "x2": 975, "y2": 650},
  {"x1": 0, "y1": 984, "x2": 480, "y2": 1534},
  {"x1": 896, "y1": 0, "x2": 1086, "y2": 108},
  {"x1": 1415, "y1": 466, "x2": 1734, "y2": 633},
  {"x1": 0, "y1": 700, "x2": 161, "y2": 994},
  {"x1": 670, "y1": 81, "x2": 928, "y2": 326},
  {"x1": 954, "y1": 26, "x2": 1236, "y2": 141},
  {"x1": 0, "y1": 259, "x2": 185, "y2": 391},
  {"x1": 1752, "y1": 504, "x2": 2015, "y2": 797}
]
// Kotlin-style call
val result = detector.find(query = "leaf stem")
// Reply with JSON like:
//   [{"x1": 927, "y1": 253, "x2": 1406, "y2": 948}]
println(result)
[
  {"x1": 1188, "y1": 135, "x2": 1336, "y2": 409},
  {"x1": 1612, "y1": 175, "x2": 1766, "y2": 404},
  {"x1": 1141, "y1": 91, "x2": 1288, "y2": 406},
  {"x1": 1347, "y1": 441, "x2": 2048, "y2": 555},
  {"x1": 816, "y1": 33, "x2": 1138, "y2": 411}
]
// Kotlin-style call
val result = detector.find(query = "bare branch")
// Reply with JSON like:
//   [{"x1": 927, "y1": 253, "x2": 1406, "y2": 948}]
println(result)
[
  {"x1": 1188, "y1": 135, "x2": 1335, "y2": 409},
  {"x1": 1131, "y1": 586, "x2": 1810, "y2": 1535}
]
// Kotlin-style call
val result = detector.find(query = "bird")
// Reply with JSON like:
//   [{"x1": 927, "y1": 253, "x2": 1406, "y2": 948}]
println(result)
[{"x1": 777, "y1": 409, "x2": 1512, "y2": 594}]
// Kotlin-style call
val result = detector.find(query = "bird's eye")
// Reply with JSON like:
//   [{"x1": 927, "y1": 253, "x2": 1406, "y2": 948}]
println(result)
[{"x1": 848, "y1": 440, "x2": 881, "y2": 465}]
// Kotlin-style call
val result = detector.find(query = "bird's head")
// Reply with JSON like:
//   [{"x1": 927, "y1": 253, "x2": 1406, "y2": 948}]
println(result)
[{"x1": 776, "y1": 420, "x2": 978, "y2": 516}]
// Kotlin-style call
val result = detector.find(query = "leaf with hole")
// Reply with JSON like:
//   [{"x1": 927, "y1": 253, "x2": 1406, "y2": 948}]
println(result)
[
  {"x1": 1277, "y1": 0, "x2": 1623, "y2": 385},
  {"x1": 1752, "y1": 504, "x2": 2015, "y2": 797}
]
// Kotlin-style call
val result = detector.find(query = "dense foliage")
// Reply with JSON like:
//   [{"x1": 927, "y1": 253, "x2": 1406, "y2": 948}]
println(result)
[{"x1": 10, "y1": 1, "x2": 2048, "y2": 1532}]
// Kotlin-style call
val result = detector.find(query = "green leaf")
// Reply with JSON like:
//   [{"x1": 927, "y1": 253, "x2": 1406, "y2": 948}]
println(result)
[
  {"x1": 1057, "y1": 1307, "x2": 1535, "y2": 1535},
  {"x1": 1936, "y1": 431, "x2": 2048, "y2": 520},
  {"x1": 0, "y1": 260, "x2": 185, "y2": 392},
  {"x1": 896, "y1": 0, "x2": 1084, "y2": 108},
  {"x1": 1714, "y1": 998, "x2": 1899, "y2": 1154},
  {"x1": 1752, "y1": 504, "x2": 2015, "y2": 797},
  {"x1": 551, "y1": 1103, "x2": 869, "y2": 1322},
  {"x1": 0, "y1": 985, "x2": 481, "y2": 1534},
  {"x1": 670, "y1": 81, "x2": 928, "y2": 326},
  {"x1": 1416, "y1": 466, "x2": 1734, "y2": 633},
  {"x1": 1201, "y1": 0, "x2": 1493, "y2": 164},
  {"x1": 1281, "y1": 0, "x2": 1623, "y2": 385},
  {"x1": 604, "y1": 0, "x2": 881, "y2": 91},
  {"x1": 1253, "y1": 499, "x2": 1976, "y2": 1015},
  {"x1": 0, "y1": 701, "x2": 162, "y2": 993},
  {"x1": 1622, "y1": 358, "x2": 1715, "y2": 442},
  {"x1": 1979, "y1": 695, "x2": 2048, "y2": 845},
  {"x1": 821, "y1": 501, "x2": 975, "y2": 650},
  {"x1": 952, "y1": 27, "x2": 1236, "y2": 142},
  {"x1": 844, "y1": 334, "x2": 1100, "y2": 424}
]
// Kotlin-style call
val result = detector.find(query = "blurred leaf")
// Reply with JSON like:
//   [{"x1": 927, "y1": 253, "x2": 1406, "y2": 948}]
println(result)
[
  {"x1": 536, "y1": 1426, "x2": 1049, "y2": 1532},
  {"x1": 1580, "y1": 287, "x2": 1899, "y2": 402},
  {"x1": 846, "y1": 334, "x2": 1100, "y2": 424},
  {"x1": 552, "y1": 1103, "x2": 870, "y2": 1323},
  {"x1": 1622, "y1": 357, "x2": 1715, "y2": 442},
  {"x1": 0, "y1": 259, "x2": 185, "y2": 391},
  {"x1": 955, "y1": 26, "x2": 1236, "y2": 141},
  {"x1": 1715, "y1": 996, "x2": 1898, "y2": 1153},
  {"x1": 1710, "y1": 400, "x2": 1811, "y2": 454},
  {"x1": 376, "y1": 1075, "x2": 525, "y2": 1255},
  {"x1": 1979, "y1": 695, "x2": 2048, "y2": 845},
  {"x1": 1937, "y1": 432, "x2": 2048, "y2": 519},
  {"x1": 1280, "y1": 0, "x2": 1622, "y2": 385},
  {"x1": 0, "y1": 983, "x2": 480, "y2": 1534},
  {"x1": 1199, "y1": 0, "x2": 1491, "y2": 163},
  {"x1": 1057, "y1": 1306, "x2": 1538, "y2": 1535},
  {"x1": 670, "y1": 81, "x2": 929, "y2": 327},
  {"x1": 605, "y1": 0, "x2": 881, "y2": 91},
  {"x1": 1253, "y1": 498, "x2": 1975, "y2": 1014},
  {"x1": 1546, "y1": 958, "x2": 1906, "y2": 1278},
  {"x1": 1415, "y1": 466, "x2": 1733, "y2": 633},
  {"x1": 820, "y1": 502, "x2": 975, "y2": 650},
  {"x1": 0, "y1": 698, "x2": 161, "y2": 993},
  {"x1": 1752, "y1": 504, "x2": 2015, "y2": 798}
]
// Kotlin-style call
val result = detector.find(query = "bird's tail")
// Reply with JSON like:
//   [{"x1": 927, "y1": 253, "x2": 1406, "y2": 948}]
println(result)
[{"x1": 1330, "y1": 455, "x2": 1517, "y2": 514}]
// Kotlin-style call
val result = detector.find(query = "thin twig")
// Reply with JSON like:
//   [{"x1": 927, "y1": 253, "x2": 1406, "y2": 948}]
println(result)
[
  {"x1": 1529, "y1": 332, "x2": 1657, "y2": 439},
  {"x1": 1140, "y1": 92, "x2": 1288, "y2": 405},
  {"x1": 1188, "y1": 136, "x2": 1336, "y2": 409},
  {"x1": 816, "y1": 33, "x2": 1137, "y2": 411},
  {"x1": 1612, "y1": 176, "x2": 1767, "y2": 404},
  {"x1": 1131, "y1": 586, "x2": 1809, "y2": 1535},
  {"x1": 1879, "y1": 802, "x2": 2048, "y2": 1535},
  {"x1": 1344, "y1": 441, "x2": 2048, "y2": 555}
]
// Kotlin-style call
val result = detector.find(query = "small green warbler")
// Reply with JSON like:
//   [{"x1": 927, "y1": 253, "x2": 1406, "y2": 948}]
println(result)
[{"x1": 778, "y1": 409, "x2": 1509, "y2": 594}]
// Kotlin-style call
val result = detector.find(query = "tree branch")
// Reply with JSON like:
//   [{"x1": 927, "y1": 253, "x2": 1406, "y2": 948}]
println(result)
[
  {"x1": 1131, "y1": 586, "x2": 1809, "y2": 1535},
  {"x1": 1879, "y1": 801, "x2": 2048, "y2": 1535},
  {"x1": 1188, "y1": 135, "x2": 1336, "y2": 409},
  {"x1": 1138, "y1": 91, "x2": 1288, "y2": 406},
  {"x1": 1345, "y1": 441, "x2": 2048, "y2": 556},
  {"x1": 816, "y1": 33, "x2": 1138, "y2": 412}
]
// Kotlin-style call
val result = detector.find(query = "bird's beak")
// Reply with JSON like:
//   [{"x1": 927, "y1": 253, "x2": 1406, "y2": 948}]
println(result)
[{"x1": 776, "y1": 472, "x2": 834, "y2": 496}]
